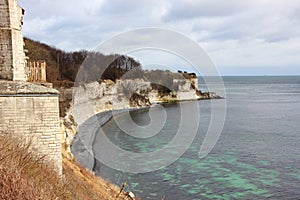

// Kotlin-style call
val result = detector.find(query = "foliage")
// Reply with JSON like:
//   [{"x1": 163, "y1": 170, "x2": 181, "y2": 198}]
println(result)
[
  {"x1": 0, "y1": 134, "x2": 71, "y2": 199},
  {"x1": 0, "y1": 134, "x2": 134, "y2": 200},
  {"x1": 76, "y1": 53, "x2": 143, "y2": 84},
  {"x1": 24, "y1": 38, "x2": 143, "y2": 85},
  {"x1": 143, "y1": 70, "x2": 183, "y2": 96}
]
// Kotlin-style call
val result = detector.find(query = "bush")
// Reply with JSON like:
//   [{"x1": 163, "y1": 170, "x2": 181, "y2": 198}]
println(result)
[
  {"x1": 0, "y1": 134, "x2": 135, "y2": 200},
  {"x1": 0, "y1": 134, "x2": 71, "y2": 200}
]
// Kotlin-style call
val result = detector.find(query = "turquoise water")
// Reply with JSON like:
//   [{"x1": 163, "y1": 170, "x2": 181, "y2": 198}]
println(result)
[{"x1": 92, "y1": 76, "x2": 300, "y2": 199}]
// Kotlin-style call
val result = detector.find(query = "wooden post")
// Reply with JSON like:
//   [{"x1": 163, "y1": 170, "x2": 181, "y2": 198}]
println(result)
[
  {"x1": 41, "y1": 61, "x2": 46, "y2": 82},
  {"x1": 33, "y1": 62, "x2": 36, "y2": 81},
  {"x1": 27, "y1": 61, "x2": 47, "y2": 82}
]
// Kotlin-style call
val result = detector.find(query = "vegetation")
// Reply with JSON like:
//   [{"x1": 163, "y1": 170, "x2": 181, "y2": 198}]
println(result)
[
  {"x1": 24, "y1": 38, "x2": 143, "y2": 85},
  {"x1": 25, "y1": 38, "x2": 196, "y2": 88},
  {"x1": 76, "y1": 52, "x2": 143, "y2": 84},
  {"x1": 0, "y1": 134, "x2": 134, "y2": 200},
  {"x1": 25, "y1": 38, "x2": 197, "y2": 95},
  {"x1": 143, "y1": 70, "x2": 189, "y2": 97}
]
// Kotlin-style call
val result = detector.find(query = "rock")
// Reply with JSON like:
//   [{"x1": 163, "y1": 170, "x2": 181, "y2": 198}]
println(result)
[
  {"x1": 127, "y1": 191, "x2": 135, "y2": 199},
  {"x1": 85, "y1": 81, "x2": 102, "y2": 99},
  {"x1": 198, "y1": 91, "x2": 223, "y2": 99}
]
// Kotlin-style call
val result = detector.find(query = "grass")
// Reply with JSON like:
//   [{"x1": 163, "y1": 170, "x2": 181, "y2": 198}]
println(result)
[{"x1": 0, "y1": 134, "x2": 135, "y2": 200}]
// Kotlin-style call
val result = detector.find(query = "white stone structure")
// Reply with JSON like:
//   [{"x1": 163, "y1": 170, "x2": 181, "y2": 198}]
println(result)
[
  {"x1": 0, "y1": 81, "x2": 62, "y2": 173},
  {"x1": 0, "y1": 0, "x2": 62, "y2": 174},
  {"x1": 0, "y1": 0, "x2": 27, "y2": 81}
]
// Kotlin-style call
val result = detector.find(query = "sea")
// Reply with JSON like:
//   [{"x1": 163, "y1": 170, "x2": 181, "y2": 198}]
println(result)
[{"x1": 91, "y1": 76, "x2": 300, "y2": 199}]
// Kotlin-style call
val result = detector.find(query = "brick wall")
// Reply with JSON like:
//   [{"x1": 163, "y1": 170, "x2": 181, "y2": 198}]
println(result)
[{"x1": 0, "y1": 83, "x2": 62, "y2": 173}]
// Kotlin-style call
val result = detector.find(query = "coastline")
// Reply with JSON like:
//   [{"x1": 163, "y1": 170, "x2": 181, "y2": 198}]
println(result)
[
  {"x1": 70, "y1": 95, "x2": 223, "y2": 171},
  {"x1": 71, "y1": 107, "x2": 150, "y2": 170},
  {"x1": 64, "y1": 77, "x2": 223, "y2": 173}
]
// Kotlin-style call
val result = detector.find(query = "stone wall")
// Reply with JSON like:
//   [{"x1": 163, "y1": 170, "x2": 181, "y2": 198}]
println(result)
[
  {"x1": 0, "y1": 81, "x2": 62, "y2": 173},
  {"x1": 0, "y1": 0, "x2": 26, "y2": 81},
  {"x1": 0, "y1": 29, "x2": 13, "y2": 79},
  {"x1": 0, "y1": 0, "x2": 62, "y2": 174}
]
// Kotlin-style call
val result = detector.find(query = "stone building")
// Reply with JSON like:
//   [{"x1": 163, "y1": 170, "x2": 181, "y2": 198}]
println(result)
[
  {"x1": 0, "y1": 0, "x2": 27, "y2": 81},
  {"x1": 0, "y1": 0, "x2": 62, "y2": 173}
]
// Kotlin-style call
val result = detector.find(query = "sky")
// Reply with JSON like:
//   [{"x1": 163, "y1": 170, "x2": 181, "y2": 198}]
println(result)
[{"x1": 18, "y1": 0, "x2": 300, "y2": 75}]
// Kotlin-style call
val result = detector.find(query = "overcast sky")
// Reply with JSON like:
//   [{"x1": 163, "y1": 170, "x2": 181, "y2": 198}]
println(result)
[{"x1": 18, "y1": 0, "x2": 300, "y2": 75}]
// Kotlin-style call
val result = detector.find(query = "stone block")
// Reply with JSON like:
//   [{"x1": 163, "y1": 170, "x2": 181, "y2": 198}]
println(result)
[{"x1": 0, "y1": 83, "x2": 62, "y2": 174}]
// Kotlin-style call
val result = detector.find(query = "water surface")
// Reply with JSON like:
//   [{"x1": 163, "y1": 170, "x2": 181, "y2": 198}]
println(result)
[{"x1": 92, "y1": 76, "x2": 300, "y2": 199}]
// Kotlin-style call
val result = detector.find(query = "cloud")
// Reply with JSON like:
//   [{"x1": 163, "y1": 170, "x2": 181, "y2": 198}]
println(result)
[
  {"x1": 18, "y1": 0, "x2": 300, "y2": 75},
  {"x1": 189, "y1": 1, "x2": 300, "y2": 42},
  {"x1": 163, "y1": 0, "x2": 247, "y2": 21},
  {"x1": 203, "y1": 36, "x2": 300, "y2": 71}
]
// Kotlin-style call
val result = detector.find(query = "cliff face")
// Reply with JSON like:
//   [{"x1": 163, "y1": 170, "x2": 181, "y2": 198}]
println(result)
[
  {"x1": 60, "y1": 79, "x2": 153, "y2": 158},
  {"x1": 71, "y1": 78, "x2": 200, "y2": 125},
  {"x1": 59, "y1": 77, "x2": 220, "y2": 159},
  {"x1": 72, "y1": 79, "x2": 151, "y2": 125}
]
